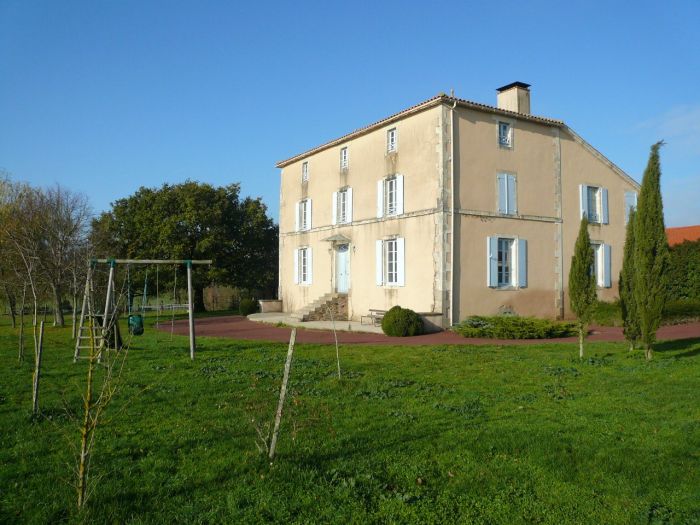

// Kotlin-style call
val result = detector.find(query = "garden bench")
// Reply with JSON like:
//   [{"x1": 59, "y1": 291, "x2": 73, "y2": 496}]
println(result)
[{"x1": 361, "y1": 309, "x2": 387, "y2": 326}]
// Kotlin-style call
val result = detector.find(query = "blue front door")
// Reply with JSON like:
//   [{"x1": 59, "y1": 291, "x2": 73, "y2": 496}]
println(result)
[{"x1": 336, "y1": 244, "x2": 349, "y2": 293}]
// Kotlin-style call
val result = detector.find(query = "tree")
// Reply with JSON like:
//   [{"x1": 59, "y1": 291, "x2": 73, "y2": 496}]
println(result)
[
  {"x1": 91, "y1": 181, "x2": 278, "y2": 312},
  {"x1": 569, "y1": 217, "x2": 597, "y2": 359},
  {"x1": 634, "y1": 142, "x2": 669, "y2": 361},
  {"x1": 619, "y1": 208, "x2": 640, "y2": 351}
]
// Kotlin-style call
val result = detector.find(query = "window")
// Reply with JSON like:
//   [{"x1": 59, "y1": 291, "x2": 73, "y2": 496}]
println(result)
[
  {"x1": 579, "y1": 184, "x2": 609, "y2": 224},
  {"x1": 376, "y1": 175, "x2": 404, "y2": 218},
  {"x1": 332, "y1": 187, "x2": 353, "y2": 225},
  {"x1": 387, "y1": 128, "x2": 397, "y2": 153},
  {"x1": 301, "y1": 161, "x2": 309, "y2": 182},
  {"x1": 375, "y1": 237, "x2": 405, "y2": 286},
  {"x1": 295, "y1": 198, "x2": 312, "y2": 231},
  {"x1": 487, "y1": 236, "x2": 528, "y2": 288},
  {"x1": 340, "y1": 147, "x2": 348, "y2": 169},
  {"x1": 497, "y1": 173, "x2": 517, "y2": 215},
  {"x1": 498, "y1": 121, "x2": 512, "y2": 148},
  {"x1": 293, "y1": 246, "x2": 312, "y2": 285},
  {"x1": 624, "y1": 191, "x2": 638, "y2": 223},
  {"x1": 590, "y1": 242, "x2": 612, "y2": 288}
]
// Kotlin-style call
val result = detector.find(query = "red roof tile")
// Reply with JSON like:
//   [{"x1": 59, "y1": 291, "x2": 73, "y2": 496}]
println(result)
[{"x1": 666, "y1": 225, "x2": 700, "y2": 246}]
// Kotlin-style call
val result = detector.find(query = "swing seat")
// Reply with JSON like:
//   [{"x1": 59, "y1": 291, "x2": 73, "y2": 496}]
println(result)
[{"x1": 128, "y1": 314, "x2": 145, "y2": 336}]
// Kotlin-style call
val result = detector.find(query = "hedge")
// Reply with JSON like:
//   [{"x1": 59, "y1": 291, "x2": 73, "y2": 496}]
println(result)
[{"x1": 453, "y1": 316, "x2": 577, "y2": 339}]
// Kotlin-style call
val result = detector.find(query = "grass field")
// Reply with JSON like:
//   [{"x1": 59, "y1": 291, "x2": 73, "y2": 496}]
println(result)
[{"x1": 1, "y1": 316, "x2": 699, "y2": 524}]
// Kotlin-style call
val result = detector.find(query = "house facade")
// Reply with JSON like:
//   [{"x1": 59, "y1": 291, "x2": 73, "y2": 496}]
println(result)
[{"x1": 276, "y1": 83, "x2": 640, "y2": 327}]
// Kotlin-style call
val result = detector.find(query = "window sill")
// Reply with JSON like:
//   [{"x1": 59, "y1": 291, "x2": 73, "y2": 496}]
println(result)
[
  {"x1": 491, "y1": 285, "x2": 518, "y2": 291},
  {"x1": 498, "y1": 143, "x2": 513, "y2": 150}
]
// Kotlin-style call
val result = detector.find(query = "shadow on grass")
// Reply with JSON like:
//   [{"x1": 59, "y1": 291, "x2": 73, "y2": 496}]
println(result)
[{"x1": 654, "y1": 338, "x2": 700, "y2": 359}]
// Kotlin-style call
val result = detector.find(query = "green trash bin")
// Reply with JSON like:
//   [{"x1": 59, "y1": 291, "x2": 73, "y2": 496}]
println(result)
[{"x1": 128, "y1": 314, "x2": 144, "y2": 336}]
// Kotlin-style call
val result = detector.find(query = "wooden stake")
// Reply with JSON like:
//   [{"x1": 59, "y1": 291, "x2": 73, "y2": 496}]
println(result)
[
  {"x1": 32, "y1": 321, "x2": 44, "y2": 415},
  {"x1": 269, "y1": 328, "x2": 296, "y2": 460}
]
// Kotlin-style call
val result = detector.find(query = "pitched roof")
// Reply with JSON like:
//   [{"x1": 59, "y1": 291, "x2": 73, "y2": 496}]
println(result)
[
  {"x1": 666, "y1": 225, "x2": 700, "y2": 246},
  {"x1": 275, "y1": 94, "x2": 564, "y2": 168}
]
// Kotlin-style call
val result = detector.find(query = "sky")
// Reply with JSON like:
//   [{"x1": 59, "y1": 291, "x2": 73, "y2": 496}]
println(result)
[{"x1": 1, "y1": 0, "x2": 699, "y2": 227}]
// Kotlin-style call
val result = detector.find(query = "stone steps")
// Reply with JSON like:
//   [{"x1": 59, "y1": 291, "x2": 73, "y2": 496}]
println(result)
[{"x1": 291, "y1": 292, "x2": 348, "y2": 322}]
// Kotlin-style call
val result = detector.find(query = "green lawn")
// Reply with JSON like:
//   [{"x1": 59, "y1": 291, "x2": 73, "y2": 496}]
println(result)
[{"x1": 1, "y1": 316, "x2": 699, "y2": 524}]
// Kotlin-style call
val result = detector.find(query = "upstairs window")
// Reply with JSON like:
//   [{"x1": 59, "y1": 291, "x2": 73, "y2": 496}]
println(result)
[
  {"x1": 497, "y1": 173, "x2": 517, "y2": 215},
  {"x1": 498, "y1": 121, "x2": 512, "y2": 148},
  {"x1": 487, "y1": 236, "x2": 528, "y2": 288},
  {"x1": 376, "y1": 175, "x2": 404, "y2": 218},
  {"x1": 301, "y1": 161, "x2": 309, "y2": 182},
  {"x1": 387, "y1": 128, "x2": 397, "y2": 153},
  {"x1": 295, "y1": 198, "x2": 312, "y2": 231},
  {"x1": 293, "y1": 246, "x2": 313, "y2": 285},
  {"x1": 580, "y1": 184, "x2": 609, "y2": 224},
  {"x1": 340, "y1": 147, "x2": 349, "y2": 169},
  {"x1": 624, "y1": 191, "x2": 638, "y2": 223},
  {"x1": 332, "y1": 187, "x2": 353, "y2": 225}
]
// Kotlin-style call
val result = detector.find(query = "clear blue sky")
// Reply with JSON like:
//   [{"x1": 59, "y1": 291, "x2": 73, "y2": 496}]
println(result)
[{"x1": 1, "y1": 0, "x2": 698, "y2": 226}]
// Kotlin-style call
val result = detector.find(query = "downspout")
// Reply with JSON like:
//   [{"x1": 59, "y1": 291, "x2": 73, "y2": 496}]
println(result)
[{"x1": 450, "y1": 96, "x2": 457, "y2": 326}]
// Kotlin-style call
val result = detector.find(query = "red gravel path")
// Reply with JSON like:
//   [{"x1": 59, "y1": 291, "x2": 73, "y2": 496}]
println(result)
[{"x1": 157, "y1": 316, "x2": 700, "y2": 346}]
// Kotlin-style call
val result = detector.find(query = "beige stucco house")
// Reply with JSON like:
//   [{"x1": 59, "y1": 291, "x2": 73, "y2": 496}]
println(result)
[{"x1": 275, "y1": 82, "x2": 640, "y2": 327}]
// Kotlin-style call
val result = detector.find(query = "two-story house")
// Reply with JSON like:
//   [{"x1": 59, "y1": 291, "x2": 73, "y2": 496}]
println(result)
[{"x1": 276, "y1": 82, "x2": 640, "y2": 328}]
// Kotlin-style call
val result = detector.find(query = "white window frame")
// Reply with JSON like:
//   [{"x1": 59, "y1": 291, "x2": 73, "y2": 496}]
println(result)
[
  {"x1": 497, "y1": 172, "x2": 517, "y2": 215},
  {"x1": 590, "y1": 241, "x2": 612, "y2": 288},
  {"x1": 580, "y1": 184, "x2": 609, "y2": 224},
  {"x1": 294, "y1": 246, "x2": 313, "y2": 285},
  {"x1": 496, "y1": 237, "x2": 515, "y2": 287},
  {"x1": 377, "y1": 175, "x2": 404, "y2": 218},
  {"x1": 301, "y1": 161, "x2": 309, "y2": 183},
  {"x1": 498, "y1": 121, "x2": 512, "y2": 148},
  {"x1": 340, "y1": 147, "x2": 349, "y2": 169},
  {"x1": 375, "y1": 237, "x2": 405, "y2": 287},
  {"x1": 387, "y1": 128, "x2": 397, "y2": 153},
  {"x1": 487, "y1": 236, "x2": 527, "y2": 289},
  {"x1": 624, "y1": 191, "x2": 638, "y2": 224},
  {"x1": 296, "y1": 198, "x2": 311, "y2": 231},
  {"x1": 333, "y1": 187, "x2": 353, "y2": 225}
]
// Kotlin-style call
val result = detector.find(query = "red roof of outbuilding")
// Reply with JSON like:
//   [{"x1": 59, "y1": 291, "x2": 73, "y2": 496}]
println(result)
[{"x1": 666, "y1": 225, "x2": 700, "y2": 246}]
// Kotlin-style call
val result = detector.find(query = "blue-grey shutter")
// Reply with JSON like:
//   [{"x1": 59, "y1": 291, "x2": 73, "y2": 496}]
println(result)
[
  {"x1": 579, "y1": 184, "x2": 588, "y2": 219},
  {"x1": 487, "y1": 237, "x2": 498, "y2": 287},
  {"x1": 603, "y1": 244, "x2": 611, "y2": 288},
  {"x1": 396, "y1": 237, "x2": 405, "y2": 286},
  {"x1": 601, "y1": 188, "x2": 609, "y2": 224},
  {"x1": 508, "y1": 174, "x2": 517, "y2": 214},
  {"x1": 518, "y1": 238, "x2": 528, "y2": 288},
  {"x1": 497, "y1": 174, "x2": 507, "y2": 213},
  {"x1": 307, "y1": 247, "x2": 313, "y2": 284}
]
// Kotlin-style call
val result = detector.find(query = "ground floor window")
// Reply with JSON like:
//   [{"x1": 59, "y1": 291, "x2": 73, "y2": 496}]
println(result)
[
  {"x1": 294, "y1": 246, "x2": 312, "y2": 285},
  {"x1": 375, "y1": 237, "x2": 405, "y2": 286},
  {"x1": 487, "y1": 236, "x2": 527, "y2": 288},
  {"x1": 591, "y1": 242, "x2": 612, "y2": 288}
]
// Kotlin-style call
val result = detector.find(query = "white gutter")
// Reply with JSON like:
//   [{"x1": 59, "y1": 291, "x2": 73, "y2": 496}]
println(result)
[{"x1": 450, "y1": 97, "x2": 457, "y2": 327}]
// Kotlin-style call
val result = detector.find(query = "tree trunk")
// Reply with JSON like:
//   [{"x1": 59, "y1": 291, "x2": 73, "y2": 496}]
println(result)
[
  {"x1": 32, "y1": 321, "x2": 45, "y2": 415},
  {"x1": 18, "y1": 284, "x2": 26, "y2": 363},
  {"x1": 77, "y1": 321, "x2": 96, "y2": 509},
  {"x1": 578, "y1": 324, "x2": 584, "y2": 360},
  {"x1": 4, "y1": 284, "x2": 16, "y2": 329},
  {"x1": 645, "y1": 343, "x2": 653, "y2": 361},
  {"x1": 629, "y1": 341, "x2": 634, "y2": 352},
  {"x1": 52, "y1": 283, "x2": 65, "y2": 327},
  {"x1": 193, "y1": 285, "x2": 206, "y2": 313},
  {"x1": 72, "y1": 291, "x2": 78, "y2": 340}
]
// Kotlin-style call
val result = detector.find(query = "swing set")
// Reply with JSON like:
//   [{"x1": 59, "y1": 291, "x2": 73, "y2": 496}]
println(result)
[{"x1": 73, "y1": 258, "x2": 212, "y2": 362}]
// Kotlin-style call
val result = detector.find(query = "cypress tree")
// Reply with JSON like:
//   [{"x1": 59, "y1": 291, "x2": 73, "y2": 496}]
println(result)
[
  {"x1": 633, "y1": 142, "x2": 669, "y2": 360},
  {"x1": 619, "y1": 208, "x2": 640, "y2": 351},
  {"x1": 569, "y1": 217, "x2": 597, "y2": 359}
]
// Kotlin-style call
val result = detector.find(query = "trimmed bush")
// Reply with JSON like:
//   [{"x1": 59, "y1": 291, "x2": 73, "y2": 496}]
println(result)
[
  {"x1": 381, "y1": 306, "x2": 424, "y2": 337},
  {"x1": 453, "y1": 316, "x2": 577, "y2": 339},
  {"x1": 662, "y1": 299, "x2": 700, "y2": 324},
  {"x1": 238, "y1": 298, "x2": 259, "y2": 316}
]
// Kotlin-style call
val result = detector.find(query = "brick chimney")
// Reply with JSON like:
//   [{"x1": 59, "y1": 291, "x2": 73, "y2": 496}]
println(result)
[{"x1": 496, "y1": 82, "x2": 531, "y2": 114}]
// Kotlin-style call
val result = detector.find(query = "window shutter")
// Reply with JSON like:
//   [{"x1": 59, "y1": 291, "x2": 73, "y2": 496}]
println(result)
[
  {"x1": 487, "y1": 237, "x2": 498, "y2": 287},
  {"x1": 375, "y1": 240, "x2": 384, "y2": 285},
  {"x1": 508, "y1": 175, "x2": 518, "y2": 215},
  {"x1": 293, "y1": 248, "x2": 299, "y2": 284},
  {"x1": 579, "y1": 184, "x2": 588, "y2": 219},
  {"x1": 396, "y1": 237, "x2": 405, "y2": 286},
  {"x1": 294, "y1": 201, "x2": 300, "y2": 232},
  {"x1": 346, "y1": 187, "x2": 353, "y2": 222},
  {"x1": 307, "y1": 247, "x2": 313, "y2": 284},
  {"x1": 376, "y1": 180, "x2": 384, "y2": 218},
  {"x1": 603, "y1": 244, "x2": 611, "y2": 288},
  {"x1": 517, "y1": 238, "x2": 528, "y2": 288},
  {"x1": 601, "y1": 188, "x2": 609, "y2": 224},
  {"x1": 307, "y1": 199, "x2": 312, "y2": 230},
  {"x1": 396, "y1": 175, "x2": 404, "y2": 215},
  {"x1": 497, "y1": 173, "x2": 507, "y2": 213},
  {"x1": 331, "y1": 192, "x2": 338, "y2": 225}
]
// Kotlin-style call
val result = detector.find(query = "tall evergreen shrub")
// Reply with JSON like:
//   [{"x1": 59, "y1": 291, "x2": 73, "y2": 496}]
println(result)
[
  {"x1": 619, "y1": 208, "x2": 640, "y2": 351},
  {"x1": 633, "y1": 142, "x2": 669, "y2": 360},
  {"x1": 569, "y1": 217, "x2": 597, "y2": 359}
]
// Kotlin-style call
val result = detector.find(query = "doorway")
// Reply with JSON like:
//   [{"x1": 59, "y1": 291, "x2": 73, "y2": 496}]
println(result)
[{"x1": 335, "y1": 244, "x2": 349, "y2": 293}]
